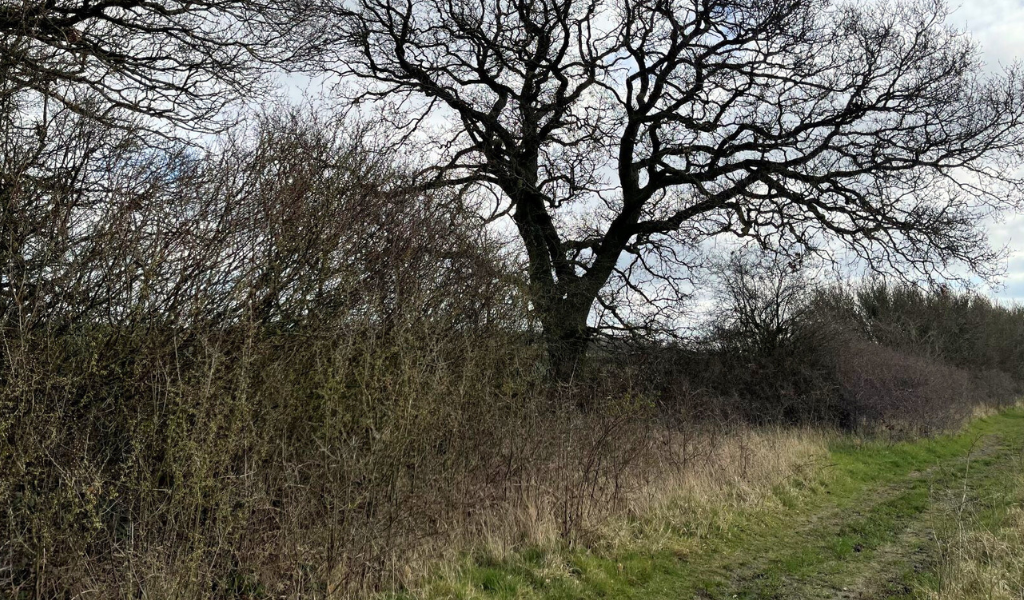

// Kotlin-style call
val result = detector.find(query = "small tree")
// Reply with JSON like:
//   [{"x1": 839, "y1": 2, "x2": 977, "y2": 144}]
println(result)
[
  {"x1": 710, "y1": 250, "x2": 810, "y2": 357},
  {"x1": 307, "y1": 0, "x2": 1024, "y2": 377}
]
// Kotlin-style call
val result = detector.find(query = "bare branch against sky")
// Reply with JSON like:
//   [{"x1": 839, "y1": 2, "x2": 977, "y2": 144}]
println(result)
[
  {"x1": 953, "y1": 0, "x2": 1024, "y2": 300},
  {"x1": 0, "y1": 0, "x2": 309, "y2": 133},
  {"x1": 296, "y1": 0, "x2": 1024, "y2": 375}
]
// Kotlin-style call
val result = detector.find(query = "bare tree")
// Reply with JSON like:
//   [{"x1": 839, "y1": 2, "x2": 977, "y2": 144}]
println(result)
[
  {"x1": 709, "y1": 249, "x2": 811, "y2": 357},
  {"x1": 0, "y1": 0, "x2": 304, "y2": 131},
  {"x1": 304, "y1": 0, "x2": 1024, "y2": 377}
]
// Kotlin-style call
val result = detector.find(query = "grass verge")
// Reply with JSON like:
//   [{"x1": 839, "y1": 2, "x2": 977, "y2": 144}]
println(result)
[{"x1": 389, "y1": 408, "x2": 1024, "y2": 600}]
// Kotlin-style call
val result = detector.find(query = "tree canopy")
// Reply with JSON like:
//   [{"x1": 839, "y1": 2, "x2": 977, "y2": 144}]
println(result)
[{"x1": 301, "y1": 0, "x2": 1024, "y2": 375}]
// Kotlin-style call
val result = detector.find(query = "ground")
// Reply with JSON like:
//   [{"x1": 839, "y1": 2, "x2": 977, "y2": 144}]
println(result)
[{"x1": 400, "y1": 409, "x2": 1024, "y2": 600}]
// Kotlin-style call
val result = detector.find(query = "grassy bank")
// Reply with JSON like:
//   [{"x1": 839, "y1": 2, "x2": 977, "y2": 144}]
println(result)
[{"x1": 397, "y1": 408, "x2": 1024, "y2": 600}]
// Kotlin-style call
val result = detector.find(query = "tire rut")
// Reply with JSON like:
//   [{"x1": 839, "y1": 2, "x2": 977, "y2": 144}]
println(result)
[{"x1": 716, "y1": 434, "x2": 1006, "y2": 600}]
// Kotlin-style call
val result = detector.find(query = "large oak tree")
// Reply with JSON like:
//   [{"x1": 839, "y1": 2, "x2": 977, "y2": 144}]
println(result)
[{"x1": 305, "y1": 0, "x2": 1022, "y2": 375}]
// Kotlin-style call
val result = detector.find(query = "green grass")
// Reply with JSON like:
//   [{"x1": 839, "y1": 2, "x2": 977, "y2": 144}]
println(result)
[{"x1": 394, "y1": 408, "x2": 1024, "y2": 600}]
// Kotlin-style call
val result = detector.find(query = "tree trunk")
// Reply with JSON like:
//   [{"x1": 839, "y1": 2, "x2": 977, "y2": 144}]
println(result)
[{"x1": 541, "y1": 297, "x2": 591, "y2": 383}]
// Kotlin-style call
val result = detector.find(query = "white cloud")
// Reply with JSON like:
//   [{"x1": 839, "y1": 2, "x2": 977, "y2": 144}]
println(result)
[{"x1": 952, "y1": 1, "x2": 1024, "y2": 71}]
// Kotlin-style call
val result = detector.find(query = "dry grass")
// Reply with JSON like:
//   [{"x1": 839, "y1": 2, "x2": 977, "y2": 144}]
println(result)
[
  {"x1": 603, "y1": 425, "x2": 829, "y2": 549},
  {"x1": 930, "y1": 450, "x2": 1024, "y2": 599},
  {"x1": 403, "y1": 423, "x2": 831, "y2": 597},
  {"x1": 933, "y1": 508, "x2": 1024, "y2": 599}
]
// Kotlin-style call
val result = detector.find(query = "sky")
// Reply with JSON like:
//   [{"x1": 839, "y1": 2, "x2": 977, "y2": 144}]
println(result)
[{"x1": 952, "y1": 1, "x2": 1024, "y2": 301}]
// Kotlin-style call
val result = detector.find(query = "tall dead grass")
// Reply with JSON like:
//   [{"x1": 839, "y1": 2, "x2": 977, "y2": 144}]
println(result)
[
  {"x1": 406, "y1": 422, "x2": 830, "y2": 597},
  {"x1": 930, "y1": 448, "x2": 1024, "y2": 600},
  {"x1": 933, "y1": 506, "x2": 1024, "y2": 600}
]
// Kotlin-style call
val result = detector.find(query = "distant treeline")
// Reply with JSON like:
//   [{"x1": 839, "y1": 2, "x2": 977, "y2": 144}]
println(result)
[{"x1": 628, "y1": 264, "x2": 1024, "y2": 432}]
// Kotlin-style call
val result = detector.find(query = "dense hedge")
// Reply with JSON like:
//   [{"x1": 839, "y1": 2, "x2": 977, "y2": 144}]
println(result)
[{"x1": 2, "y1": 105, "x2": 1022, "y2": 597}]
